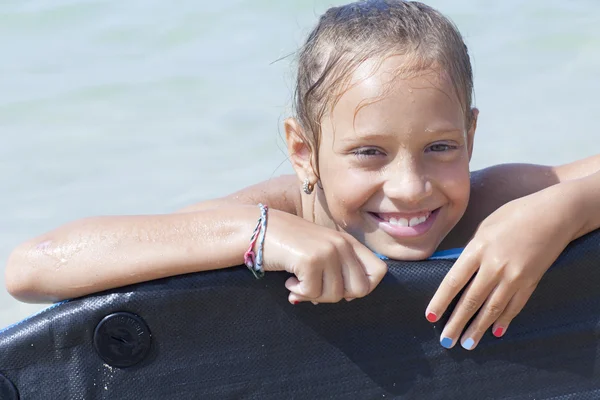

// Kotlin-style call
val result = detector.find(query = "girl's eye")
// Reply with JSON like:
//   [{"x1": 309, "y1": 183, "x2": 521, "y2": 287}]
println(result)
[
  {"x1": 353, "y1": 148, "x2": 384, "y2": 158},
  {"x1": 427, "y1": 143, "x2": 458, "y2": 153}
]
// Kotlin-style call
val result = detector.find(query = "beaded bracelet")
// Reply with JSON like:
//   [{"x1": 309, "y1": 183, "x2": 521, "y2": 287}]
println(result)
[{"x1": 243, "y1": 203, "x2": 268, "y2": 279}]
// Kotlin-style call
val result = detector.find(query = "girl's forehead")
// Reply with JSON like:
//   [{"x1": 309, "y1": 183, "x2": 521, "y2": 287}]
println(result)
[
  {"x1": 324, "y1": 56, "x2": 464, "y2": 136},
  {"x1": 345, "y1": 55, "x2": 454, "y2": 101}
]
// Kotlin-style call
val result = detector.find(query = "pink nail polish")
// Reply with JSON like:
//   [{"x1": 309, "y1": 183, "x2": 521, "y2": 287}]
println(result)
[{"x1": 493, "y1": 326, "x2": 504, "y2": 337}]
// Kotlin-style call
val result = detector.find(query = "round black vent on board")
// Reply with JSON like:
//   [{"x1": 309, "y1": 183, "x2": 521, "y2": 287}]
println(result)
[{"x1": 93, "y1": 312, "x2": 152, "y2": 368}]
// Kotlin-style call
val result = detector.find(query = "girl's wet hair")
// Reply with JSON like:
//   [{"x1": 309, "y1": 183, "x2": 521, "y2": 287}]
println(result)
[{"x1": 293, "y1": 0, "x2": 474, "y2": 171}]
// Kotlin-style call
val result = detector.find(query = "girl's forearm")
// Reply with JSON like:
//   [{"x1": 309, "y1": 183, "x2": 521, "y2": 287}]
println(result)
[
  {"x1": 554, "y1": 153, "x2": 600, "y2": 182},
  {"x1": 568, "y1": 169, "x2": 600, "y2": 240},
  {"x1": 444, "y1": 155, "x2": 600, "y2": 249},
  {"x1": 5, "y1": 205, "x2": 262, "y2": 303}
]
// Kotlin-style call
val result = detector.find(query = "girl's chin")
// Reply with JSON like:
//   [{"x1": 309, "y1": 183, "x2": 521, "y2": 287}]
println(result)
[{"x1": 383, "y1": 248, "x2": 435, "y2": 261}]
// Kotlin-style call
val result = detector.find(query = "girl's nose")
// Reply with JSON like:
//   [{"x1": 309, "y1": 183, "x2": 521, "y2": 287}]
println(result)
[{"x1": 382, "y1": 158, "x2": 433, "y2": 205}]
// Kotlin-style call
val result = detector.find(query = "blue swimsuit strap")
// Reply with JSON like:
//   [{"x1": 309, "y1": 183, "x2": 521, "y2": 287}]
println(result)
[{"x1": 375, "y1": 247, "x2": 464, "y2": 261}]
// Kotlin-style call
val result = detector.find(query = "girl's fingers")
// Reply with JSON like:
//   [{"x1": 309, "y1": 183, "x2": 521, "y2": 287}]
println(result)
[
  {"x1": 426, "y1": 246, "x2": 480, "y2": 323},
  {"x1": 288, "y1": 235, "x2": 386, "y2": 304},
  {"x1": 348, "y1": 241, "x2": 387, "y2": 296},
  {"x1": 458, "y1": 284, "x2": 514, "y2": 350},
  {"x1": 337, "y1": 240, "x2": 372, "y2": 300},
  {"x1": 286, "y1": 254, "x2": 328, "y2": 300},
  {"x1": 491, "y1": 284, "x2": 537, "y2": 338},
  {"x1": 286, "y1": 253, "x2": 345, "y2": 303},
  {"x1": 286, "y1": 277, "x2": 303, "y2": 304},
  {"x1": 318, "y1": 260, "x2": 345, "y2": 302},
  {"x1": 438, "y1": 271, "x2": 498, "y2": 348}
]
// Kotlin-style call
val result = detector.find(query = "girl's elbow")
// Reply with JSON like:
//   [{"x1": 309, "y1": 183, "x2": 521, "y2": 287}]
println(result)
[{"x1": 5, "y1": 244, "x2": 52, "y2": 304}]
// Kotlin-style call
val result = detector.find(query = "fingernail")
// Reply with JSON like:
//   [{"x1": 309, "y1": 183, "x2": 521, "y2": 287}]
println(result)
[
  {"x1": 291, "y1": 300, "x2": 298, "y2": 305},
  {"x1": 426, "y1": 312, "x2": 437, "y2": 323},
  {"x1": 462, "y1": 338, "x2": 475, "y2": 350},
  {"x1": 493, "y1": 326, "x2": 504, "y2": 337},
  {"x1": 440, "y1": 337, "x2": 453, "y2": 349},
  {"x1": 311, "y1": 301, "x2": 319, "y2": 305}
]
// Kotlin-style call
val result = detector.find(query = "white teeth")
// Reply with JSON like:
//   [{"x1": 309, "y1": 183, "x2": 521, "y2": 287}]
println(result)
[
  {"x1": 388, "y1": 217, "x2": 408, "y2": 226},
  {"x1": 383, "y1": 213, "x2": 430, "y2": 227},
  {"x1": 411, "y1": 216, "x2": 429, "y2": 226},
  {"x1": 409, "y1": 217, "x2": 421, "y2": 227}
]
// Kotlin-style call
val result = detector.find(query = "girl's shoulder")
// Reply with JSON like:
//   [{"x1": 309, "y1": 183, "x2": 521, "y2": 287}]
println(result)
[{"x1": 180, "y1": 174, "x2": 304, "y2": 215}]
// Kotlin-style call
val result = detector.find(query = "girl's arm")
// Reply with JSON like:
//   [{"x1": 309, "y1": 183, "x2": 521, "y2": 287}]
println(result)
[
  {"x1": 6, "y1": 174, "x2": 386, "y2": 306},
  {"x1": 5, "y1": 175, "x2": 302, "y2": 303},
  {"x1": 5, "y1": 205, "x2": 266, "y2": 303},
  {"x1": 443, "y1": 153, "x2": 600, "y2": 249},
  {"x1": 569, "y1": 168, "x2": 600, "y2": 239}
]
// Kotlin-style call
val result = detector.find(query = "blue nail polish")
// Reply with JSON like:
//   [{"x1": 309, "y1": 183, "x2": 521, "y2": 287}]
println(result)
[
  {"x1": 462, "y1": 338, "x2": 475, "y2": 350},
  {"x1": 440, "y1": 337, "x2": 453, "y2": 348}
]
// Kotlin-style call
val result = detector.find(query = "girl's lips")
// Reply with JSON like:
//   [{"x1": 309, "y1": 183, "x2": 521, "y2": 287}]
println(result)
[{"x1": 369, "y1": 207, "x2": 441, "y2": 238}]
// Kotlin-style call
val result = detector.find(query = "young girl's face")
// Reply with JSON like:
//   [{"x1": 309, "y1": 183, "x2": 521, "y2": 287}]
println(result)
[{"x1": 316, "y1": 55, "x2": 475, "y2": 260}]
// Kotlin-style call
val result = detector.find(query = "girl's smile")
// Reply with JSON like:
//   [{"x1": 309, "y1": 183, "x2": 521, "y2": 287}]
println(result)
[{"x1": 368, "y1": 207, "x2": 441, "y2": 238}]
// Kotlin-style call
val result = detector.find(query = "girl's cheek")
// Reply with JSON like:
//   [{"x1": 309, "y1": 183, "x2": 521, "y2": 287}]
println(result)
[
  {"x1": 432, "y1": 156, "x2": 470, "y2": 185},
  {"x1": 431, "y1": 163, "x2": 470, "y2": 203},
  {"x1": 325, "y1": 170, "x2": 377, "y2": 215}
]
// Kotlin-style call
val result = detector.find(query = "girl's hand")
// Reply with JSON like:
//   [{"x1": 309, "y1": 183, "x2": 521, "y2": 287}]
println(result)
[
  {"x1": 425, "y1": 183, "x2": 581, "y2": 350},
  {"x1": 263, "y1": 209, "x2": 388, "y2": 304}
]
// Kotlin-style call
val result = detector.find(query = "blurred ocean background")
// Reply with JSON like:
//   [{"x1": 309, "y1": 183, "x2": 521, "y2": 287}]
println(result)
[{"x1": 1, "y1": 0, "x2": 599, "y2": 329}]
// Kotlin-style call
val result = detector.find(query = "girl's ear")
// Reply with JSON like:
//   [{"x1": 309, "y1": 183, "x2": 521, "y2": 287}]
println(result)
[
  {"x1": 467, "y1": 108, "x2": 478, "y2": 161},
  {"x1": 284, "y1": 117, "x2": 318, "y2": 187}
]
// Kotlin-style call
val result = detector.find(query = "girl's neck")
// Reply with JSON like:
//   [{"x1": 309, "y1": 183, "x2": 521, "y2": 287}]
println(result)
[{"x1": 301, "y1": 187, "x2": 339, "y2": 231}]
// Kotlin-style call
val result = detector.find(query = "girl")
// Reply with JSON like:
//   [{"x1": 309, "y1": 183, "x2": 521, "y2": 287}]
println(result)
[{"x1": 6, "y1": 0, "x2": 600, "y2": 352}]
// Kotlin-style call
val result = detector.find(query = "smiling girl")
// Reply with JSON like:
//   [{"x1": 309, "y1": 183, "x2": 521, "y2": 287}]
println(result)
[{"x1": 6, "y1": 0, "x2": 600, "y2": 351}]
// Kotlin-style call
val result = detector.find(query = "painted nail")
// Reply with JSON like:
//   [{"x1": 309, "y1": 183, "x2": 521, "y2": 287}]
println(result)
[
  {"x1": 440, "y1": 337, "x2": 453, "y2": 349},
  {"x1": 493, "y1": 326, "x2": 504, "y2": 337},
  {"x1": 291, "y1": 300, "x2": 298, "y2": 305},
  {"x1": 426, "y1": 312, "x2": 437, "y2": 322},
  {"x1": 462, "y1": 338, "x2": 475, "y2": 350}
]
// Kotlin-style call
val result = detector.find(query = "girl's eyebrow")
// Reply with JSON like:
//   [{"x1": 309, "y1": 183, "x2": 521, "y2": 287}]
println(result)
[
  {"x1": 344, "y1": 127, "x2": 463, "y2": 142},
  {"x1": 342, "y1": 132, "x2": 392, "y2": 142},
  {"x1": 424, "y1": 127, "x2": 463, "y2": 135}
]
